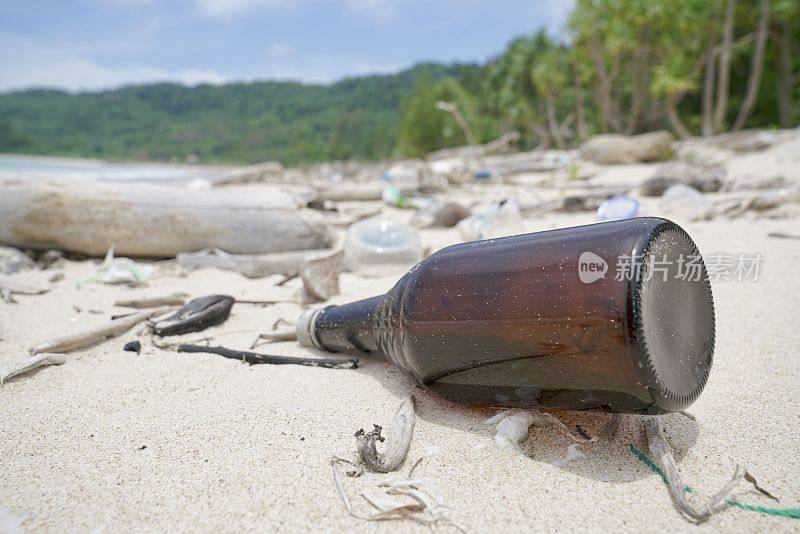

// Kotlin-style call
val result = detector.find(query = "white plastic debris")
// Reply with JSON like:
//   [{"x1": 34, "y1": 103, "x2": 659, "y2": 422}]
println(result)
[
  {"x1": 596, "y1": 195, "x2": 640, "y2": 221},
  {"x1": 77, "y1": 247, "x2": 152, "y2": 286},
  {"x1": 458, "y1": 198, "x2": 522, "y2": 242},
  {"x1": 492, "y1": 411, "x2": 548, "y2": 449},
  {"x1": 344, "y1": 218, "x2": 423, "y2": 276},
  {"x1": 659, "y1": 184, "x2": 713, "y2": 222}
]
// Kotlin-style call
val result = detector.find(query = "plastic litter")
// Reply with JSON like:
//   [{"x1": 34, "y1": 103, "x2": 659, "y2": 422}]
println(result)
[
  {"x1": 596, "y1": 195, "x2": 640, "y2": 221},
  {"x1": 77, "y1": 247, "x2": 152, "y2": 287},
  {"x1": 343, "y1": 218, "x2": 423, "y2": 276},
  {"x1": 457, "y1": 198, "x2": 522, "y2": 241},
  {"x1": 659, "y1": 184, "x2": 713, "y2": 221},
  {"x1": 150, "y1": 295, "x2": 234, "y2": 336},
  {"x1": 410, "y1": 202, "x2": 470, "y2": 229},
  {"x1": 382, "y1": 185, "x2": 434, "y2": 210}
]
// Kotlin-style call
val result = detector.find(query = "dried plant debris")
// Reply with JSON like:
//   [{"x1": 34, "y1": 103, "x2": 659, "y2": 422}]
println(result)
[
  {"x1": 356, "y1": 397, "x2": 416, "y2": 473},
  {"x1": 150, "y1": 295, "x2": 234, "y2": 336},
  {"x1": 115, "y1": 293, "x2": 188, "y2": 308},
  {"x1": 330, "y1": 456, "x2": 465, "y2": 531},
  {"x1": 600, "y1": 413, "x2": 624, "y2": 440},
  {"x1": 29, "y1": 306, "x2": 174, "y2": 355},
  {"x1": 768, "y1": 232, "x2": 800, "y2": 241},
  {"x1": 0, "y1": 353, "x2": 66, "y2": 386},
  {"x1": 177, "y1": 344, "x2": 358, "y2": 369},
  {"x1": 301, "y1": 250, "x2": 343, "y2": 301},
  {"x1": 645, "y1": 416, "x2": 780, "y2": 523},
  {"x1": 486, "y1": 409, "x2": 598, "y2": 450},
  {"x1": 250, "y1": 326, "x2": 297, "y2": 349}
]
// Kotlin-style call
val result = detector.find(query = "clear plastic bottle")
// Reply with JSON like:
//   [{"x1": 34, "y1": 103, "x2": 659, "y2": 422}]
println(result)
[
  {"x1": 343, "y1": 218, "x2": 423, "y2": 276},
  {"x1": 659, "y1": 184, "x2": 712, "y2": 221},
  {"x1": 457, "y1": 198, "x2": 522, "y2": 241}
]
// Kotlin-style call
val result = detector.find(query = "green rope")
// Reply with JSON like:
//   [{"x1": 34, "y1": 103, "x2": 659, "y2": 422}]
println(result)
[
  {"x1": 629, "y1": 444, "x2": 800, "y2": 519},
  {"x1": 727, "y1": 501, "x2": 800, "y2": 519}
]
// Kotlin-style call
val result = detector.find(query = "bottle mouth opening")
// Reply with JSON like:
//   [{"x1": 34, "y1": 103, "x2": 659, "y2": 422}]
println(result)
[
  {"x1": 296, "y1": 307, "x2": 327, "y2": 350},
  {"x1": 631, "y1": 222, "x2": 715, "y2": 412}
]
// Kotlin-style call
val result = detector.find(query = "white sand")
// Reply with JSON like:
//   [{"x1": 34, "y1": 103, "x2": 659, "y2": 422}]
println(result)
[{"x1": 2, "y1": 161, "x2": 800, "y2": 532}]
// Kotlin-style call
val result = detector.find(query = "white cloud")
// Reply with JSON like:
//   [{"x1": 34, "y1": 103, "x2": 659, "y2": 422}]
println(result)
[
  {"x1": 268, "y1": 43, "x2": 294, "y2": 58},
  {"x1": 196, "y1": 0, "x2": 288, "y2": 19},
  {"x1": 0, "y1": 31, "x2": 402, "y2": 91},
  {"x1": 255, "y1": 56, "x2": 404, "y2": 84},
  {"x1": 98, "y1": 0, "x2": 156, "y2": 5},
  {"x1": 195, "y1": 0, "x2": 397, "y2": 20},
  {"x1": 0, "y1": 33, "x2": 226, "y2": 92}
]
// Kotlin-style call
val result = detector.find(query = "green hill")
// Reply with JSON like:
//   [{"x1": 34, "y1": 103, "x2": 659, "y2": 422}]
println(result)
[{"x1": 0, "y1": 63, "x2": 474, "y2": 165}]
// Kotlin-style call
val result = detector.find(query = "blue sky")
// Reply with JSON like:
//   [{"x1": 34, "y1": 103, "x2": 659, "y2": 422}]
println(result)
[{"x1": 0, "y1": 0, "x2": 574, "y2": 92}]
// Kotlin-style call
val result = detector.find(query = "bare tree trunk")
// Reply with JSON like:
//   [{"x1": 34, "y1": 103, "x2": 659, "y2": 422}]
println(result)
[
  {"x1": 574, "y1": 71, "x2": 588, "y2": 140},
  {"x1": 531, "y1": 123, "x2": 552, "y2": 151},
  {"x1": 775, "y1": 20, "x2": 795, "y2": 128},
  {"x1": 591, "y1": 42, "x2": 618, "y2": 132},
  {"x1": 702, "y1": 46, "x2": 717, "y2": 136},
  {"x1": 713, "y1": 0, "x2": 737, "y2": 133},
  {"x1": 611, "y1": 67, "x2": 623, "y2": 127},
  {"x1": 626, "y1": 49, "x2": 649, "y2": 134},
  {"x1": 733, "y1": 0, "x2": 769, "y2": 131},
  {"x1": 545, "y1": 93, "x2": 565, "y2": 149},
  {"x1": 666, "y1": 94, "x2": 691, "y2": 139}
]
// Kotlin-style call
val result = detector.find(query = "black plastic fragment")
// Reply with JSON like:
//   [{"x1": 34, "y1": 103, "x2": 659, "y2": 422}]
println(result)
[
  {"x1": 123, "y1": 340, "x2": 142, "y2": 354},
  {"x1": 151, "y1": 295, "x2": 234, "y2": 336}
]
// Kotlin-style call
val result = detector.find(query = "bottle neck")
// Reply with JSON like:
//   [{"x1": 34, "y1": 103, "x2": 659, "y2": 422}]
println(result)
[{"x1": 297, "y1": 295, "x2": 384, "y2": 354}]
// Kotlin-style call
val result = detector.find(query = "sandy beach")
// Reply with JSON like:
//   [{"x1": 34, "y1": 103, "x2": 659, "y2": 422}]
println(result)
[{"x1": 2, "y1": 136, "x2": 800, "y2": 532}]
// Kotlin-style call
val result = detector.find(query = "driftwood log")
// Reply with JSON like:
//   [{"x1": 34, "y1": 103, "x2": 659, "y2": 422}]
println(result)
[
  {"x1": 0, "y1": 180, "x2": 332, "y2": 257},
  {"x1": 176, "y1": 248, "x2": 334, "y2": 278},
  {"x1": 427, "y1": 131, "x2": 520, "y2": 161}
]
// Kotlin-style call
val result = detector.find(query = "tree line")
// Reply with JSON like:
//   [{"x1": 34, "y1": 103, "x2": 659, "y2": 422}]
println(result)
[
  {"x1": 397, "y1": 0, "x2": 799, "y2": 157},
  {"x1": 0, "y1": 0, "x2": 797, "y2": 164}
]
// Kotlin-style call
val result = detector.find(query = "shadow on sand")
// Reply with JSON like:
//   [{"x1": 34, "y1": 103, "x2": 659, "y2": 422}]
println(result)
[{"x1": 352, "y1": 355, "x2": 699, "y2": 485}]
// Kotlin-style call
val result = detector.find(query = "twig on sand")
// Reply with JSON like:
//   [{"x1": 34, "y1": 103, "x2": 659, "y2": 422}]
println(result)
[
  {"x1": 149, "y1": 329, "x2": 253, "y2": 350},
  {"x1": 250, "y1": 326, "x2": 297, "y2": 349},
  {"x1": 0, "y1": 353, "x2": 66, "y2": 386},
  {"x1": 356, "y1": 397, "x2": 416, "y2": 473},
  {"x1": 531, "y1": 409, "x2": 598, "y2": 443},
  {"x1": 0, "y1": 276, "x2": 49, "y2": 298},
  {"x1": 331, "y1": 456, "x2": 365, "y2": 518},
  {"x1": 29, "y1": 306, "x2": 175, "y2": 355},
  {"x1": 234, "y1": 298, "x2": 300, "y2": 305},
  {"x1": 115, "y1": 293, "x2": 188, "y2": 308},
  {"x1": 275, "y1": 274, "x2": 298, "y2": 286},
  {"x1": 645, "y1": 416, "x2": 777, "y2": 523},
  {"x1": 177, "y1": 344, "x2": 359, "y2": 369}
]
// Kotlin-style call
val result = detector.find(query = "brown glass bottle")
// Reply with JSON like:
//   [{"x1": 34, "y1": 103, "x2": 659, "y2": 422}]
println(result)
[{"x1": 298, "y1": 217, "x2": 715, "y2": 414}]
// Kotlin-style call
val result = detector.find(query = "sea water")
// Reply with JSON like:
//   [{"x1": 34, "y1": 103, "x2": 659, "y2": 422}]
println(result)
[{"x1": 0, "y1": 153, "x2": 227, "y2": 185}]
